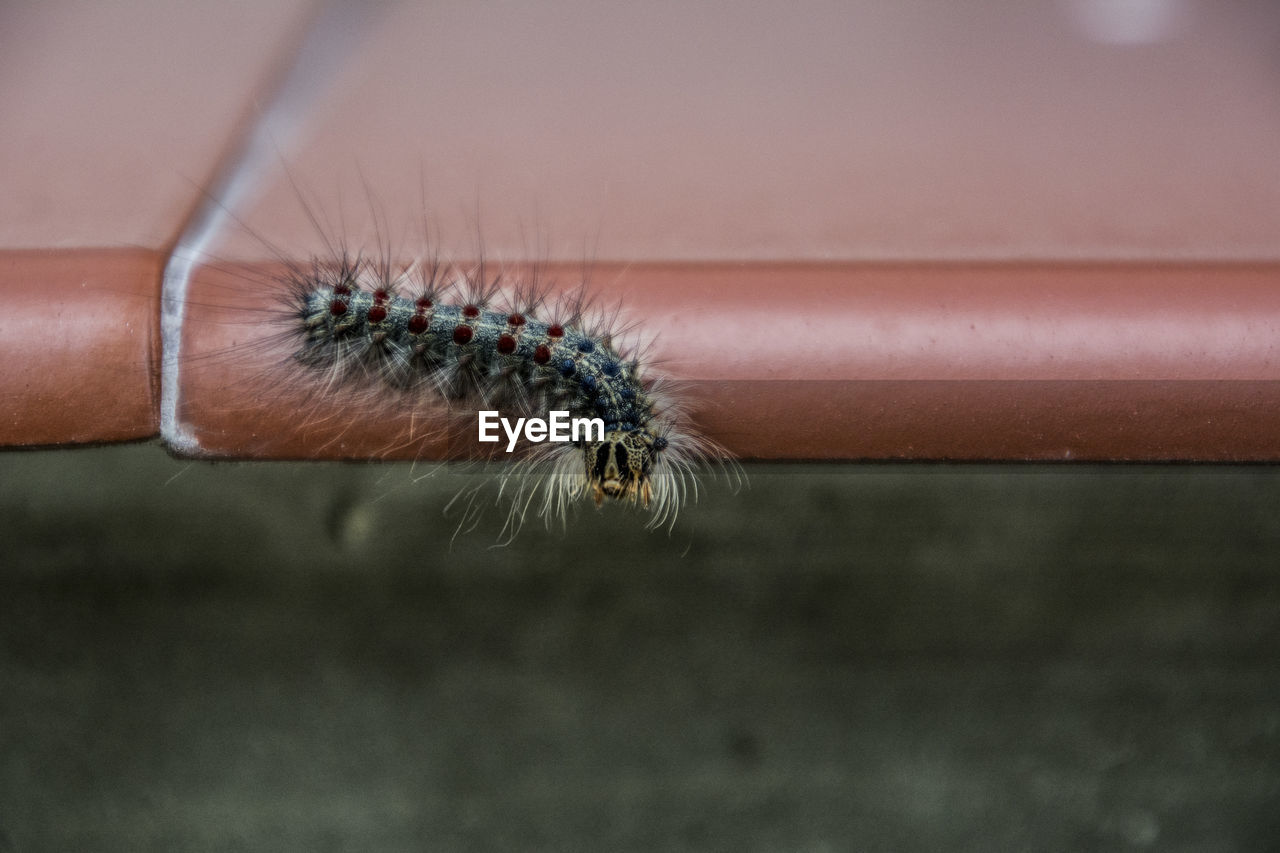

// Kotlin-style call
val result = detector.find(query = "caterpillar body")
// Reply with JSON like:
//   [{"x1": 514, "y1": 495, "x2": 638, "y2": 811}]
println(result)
[
  {"x1": 297, "y1": 253, "x2": 686, "y2": 511},
  {"x1": 171, "y1": 231, "x2": 733, "y2": 536}
]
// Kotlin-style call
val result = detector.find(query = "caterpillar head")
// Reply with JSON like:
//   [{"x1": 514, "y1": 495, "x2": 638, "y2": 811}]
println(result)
[{"x1": 585, "y1": 429, "x2": 668, "y2": 508}]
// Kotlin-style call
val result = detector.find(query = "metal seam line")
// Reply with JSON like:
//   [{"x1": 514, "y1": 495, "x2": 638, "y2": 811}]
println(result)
[{"x1": 159, "y1": 0, "x2": 376, "y2": 453}]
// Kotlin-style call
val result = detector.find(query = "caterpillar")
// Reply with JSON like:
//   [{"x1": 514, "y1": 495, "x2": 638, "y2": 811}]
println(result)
[{"x1": 164, "y1": 212, "x2": 735, "y2": 539}]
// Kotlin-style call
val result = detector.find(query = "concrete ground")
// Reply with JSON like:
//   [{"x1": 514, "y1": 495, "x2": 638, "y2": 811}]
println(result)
[{"x1": 1, "y1": 446, "x2": 1278, "y2": 851}]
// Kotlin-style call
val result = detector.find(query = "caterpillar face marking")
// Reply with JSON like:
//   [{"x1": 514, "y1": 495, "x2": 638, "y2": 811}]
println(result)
[{"x1": 588, "y1": 429, "x2": 666, "y2": 506}]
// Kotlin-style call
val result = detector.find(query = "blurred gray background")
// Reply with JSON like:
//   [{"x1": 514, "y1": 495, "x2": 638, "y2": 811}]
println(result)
[{"x1": 2, "y1": 446, "x2": 1279, "y2": 851}]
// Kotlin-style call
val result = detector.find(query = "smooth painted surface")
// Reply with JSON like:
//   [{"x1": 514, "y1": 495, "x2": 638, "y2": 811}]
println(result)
[
  {"x1": 174, "y1": 261, "x2": 1280, "y2": 460},
  {"x1": 2, "y1": 2, "x2": 1279, "y2": 260},
  {"x1": 2, "y1": 447, "x2": 1278, "y2": 850},
  {"x1": 0, "y1": 250, "x2": 159, "y2": 446}
]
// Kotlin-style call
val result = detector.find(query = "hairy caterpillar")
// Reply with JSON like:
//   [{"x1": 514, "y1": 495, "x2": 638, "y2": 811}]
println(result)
[{"x1": 163, "y1": 203, "x2": 736, "y2": 538}]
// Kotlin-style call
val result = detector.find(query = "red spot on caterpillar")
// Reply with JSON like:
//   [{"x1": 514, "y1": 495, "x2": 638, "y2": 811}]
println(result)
[
  {"x1": 333, "y1": 283, "x2": 352, "y2": 296},
  {"x1": 533, "y1": 344, "x2": 551, "y2": 365},
  {"x1": 462, "y1": 304, "x2": 480, "y2": 319},
  {"x1": 453, "y1": 325, "x2": 474, "y2": 345},
  {"x1": 416, "y1": 297, "x2": 433, "y2": 310},
  {"x1": 547, "y1": 324, "x2": 564, "y2": 338},
  {"x1": 329, "y1": 300, "x2": 348, "y2": 316},
  {"x1": 507, "y1": 313, "x2": 526, "y2": 327},
  {"x1": 496, "y1": 334, "x2": 517, "y2": 355},
  {"x1": 373, "y1": 289, "x2": 390, "y2": 303},
  {"x1": 367, "y1": 305, "x2": 387, "y2": 324},
  {"x1": 407, "y1": 314, "x2": 428, "y2": 334}
]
